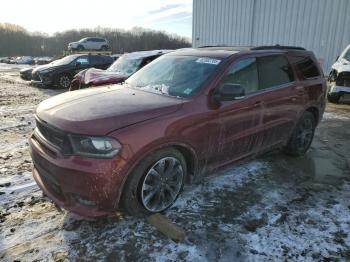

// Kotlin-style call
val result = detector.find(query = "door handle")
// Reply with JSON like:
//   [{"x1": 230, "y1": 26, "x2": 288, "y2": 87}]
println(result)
[
  {"x1": 253, "y1": 101, "x2": 262, "y2": 107},
  {"x1": 295, "y1": 86, "x2": 305, "y2": 95}
]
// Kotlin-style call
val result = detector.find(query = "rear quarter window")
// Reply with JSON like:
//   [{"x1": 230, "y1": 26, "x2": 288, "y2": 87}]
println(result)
[
  {"x1": 257, "y1": 55, "x2": 294, "y2": 89},
  {"x1": 290, "y1": 56, "x2": 321, "y2": 79}
]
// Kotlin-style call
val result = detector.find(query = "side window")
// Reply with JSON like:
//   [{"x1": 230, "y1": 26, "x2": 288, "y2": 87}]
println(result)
[
  {"x1": 344, "y1": 49, "x2": 350, "y2": 61},
  {"x1": 339, "y1": 46, "x2": 350, "y2": 62},
  {"x1": 217, "y1": 58, "x2": 259, "y2": 95},
  {"x1": 291, "y1": 56, "x2": 321, "y2": 79},
  {"x1": 76, "y1": 56, "x2": 89, "y2": 65},
  {"x1": 90, "y1": 56, "x2": 108, "y2": 64},
  {"x1": 258, "y1": 55, "x2": 294, "y2": 89}
]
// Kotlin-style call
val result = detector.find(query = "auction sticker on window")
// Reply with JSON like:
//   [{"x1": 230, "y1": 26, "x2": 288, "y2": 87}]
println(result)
[{"x1": 196, "y1": 57, "x2": 221, "y2": 65}]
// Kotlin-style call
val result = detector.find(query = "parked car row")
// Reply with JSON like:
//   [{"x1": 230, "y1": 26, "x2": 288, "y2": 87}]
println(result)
[
  {"x1": 19, "y1": 50, "x2": 170, "y2": 90},
  {"x1": 1, "y1": 56, "x2": 35, "y2": 64},
  {"x1": 70, "y1": 50, "x2": 171, "y2": 90},
  {"x1": 1, "y1": 56, "x2": 52, "y2": 65},
  {"x1": 29, "y1": 45, "x2": 326, "y2": 217}
]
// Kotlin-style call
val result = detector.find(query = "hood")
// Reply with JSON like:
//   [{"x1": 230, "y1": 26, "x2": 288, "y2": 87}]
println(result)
[
  {"x1": 78, "y1": 68, "x2": 128, "y2": 86},
  {"x1": 332, "y1": 58, "x2": 350, "y2": 73},
  {"x1": 20, "y1": 67, "x2": 33, "y2": 73},
  {"x1": 32, "y1": 63, "x2": 64, "y2": 74},
  {"x1": 36, "y1": 85, "x2": 184, "y2": 135}
]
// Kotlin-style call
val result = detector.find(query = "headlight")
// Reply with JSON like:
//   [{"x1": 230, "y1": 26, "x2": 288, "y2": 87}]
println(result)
[{"x1": 70, "y1": 135, "x2": 122, "y2": 158}]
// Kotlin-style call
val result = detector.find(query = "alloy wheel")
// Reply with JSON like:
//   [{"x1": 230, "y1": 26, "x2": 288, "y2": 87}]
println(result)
[
  {"x1": 296, "y1": 117, "x2": 314, "y2": 151},
  {"x1": 141, "y1": 157, "x2": 183, "y2": 212},
  {"x1": 59, "y1": 75, "x2": 70, "y2": 89}
]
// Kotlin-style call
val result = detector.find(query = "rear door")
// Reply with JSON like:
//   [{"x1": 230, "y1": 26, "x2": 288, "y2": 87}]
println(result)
[
  {"x1": 85, "y1": 38, "x2": 94, "y2": 49},
  {"x1": 207, "y1": 57, "x2": 264, "y2": 165},
  {"x1": 289, "y1": 55, "x2": 325, "y2": 122},
  {"x1": 256, "y1": 54, "x2": 297, "y2": 150}
]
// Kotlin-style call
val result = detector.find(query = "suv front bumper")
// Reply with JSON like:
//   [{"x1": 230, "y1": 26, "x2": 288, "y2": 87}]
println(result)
[{"x1": 29, "y1": 129, "x2": 130, "y2": 217}]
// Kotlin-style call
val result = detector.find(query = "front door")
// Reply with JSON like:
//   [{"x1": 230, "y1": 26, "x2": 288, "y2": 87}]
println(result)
[
  {"x1": 74, "y1": 56, "x2": 90, "y2": 74},
  {"x1": 207, "y1": 57, "x2": 264, "y2": 166}
]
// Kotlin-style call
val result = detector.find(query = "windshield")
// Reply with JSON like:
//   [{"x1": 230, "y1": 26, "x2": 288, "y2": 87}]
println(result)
[
  {"x1": 107, "y1": 55, "x2": 142, "y2": 75},
  {"x1": 125, "y1": 55, "x2": 221, "y2": 97},
  {"x1": 343, "y1": 49, "x2": 350, "y2": 62},
  {"x1": 50, "y1": 56, "x2": 77, "y2": 66}
]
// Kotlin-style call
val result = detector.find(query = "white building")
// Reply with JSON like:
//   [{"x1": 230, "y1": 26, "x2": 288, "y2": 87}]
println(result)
[{"x1": 192, "y1": 0, "x2": 350, "y2": 72}]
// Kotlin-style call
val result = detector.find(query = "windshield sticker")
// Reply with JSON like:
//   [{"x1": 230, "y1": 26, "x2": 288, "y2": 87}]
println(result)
[
  {"x1": 196, "y1": 57, "x2": 221, "y2": 65},
  {"x1": 183, "y1": 88, "x2": 192, "y2": 95}
]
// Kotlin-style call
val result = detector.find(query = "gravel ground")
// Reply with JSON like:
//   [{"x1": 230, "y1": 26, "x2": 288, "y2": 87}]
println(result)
[{"x1": 0, "y1": 63, "x2": 349, "y2": 261}]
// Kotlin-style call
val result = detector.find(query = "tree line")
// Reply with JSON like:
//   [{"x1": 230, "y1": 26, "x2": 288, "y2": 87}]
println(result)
[{"x1": 0, "y1": 23, "x2": 191, "y2": 57}]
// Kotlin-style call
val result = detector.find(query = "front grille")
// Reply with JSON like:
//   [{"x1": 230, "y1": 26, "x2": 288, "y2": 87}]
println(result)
[
  {"x1": 336, "y1": 72, "x2": 350, "y2": 87},
  {"x1": 36, "y1": 119, "x2": 72, "y2": 154}
]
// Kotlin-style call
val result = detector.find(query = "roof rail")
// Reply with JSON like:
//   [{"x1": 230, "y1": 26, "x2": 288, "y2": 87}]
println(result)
[
  {"x1": 198, "y1": 45, "x2": 228, "y2": 48},
  {"x1": 251, "y1": 45, "x2": 306, "y2": 51}
]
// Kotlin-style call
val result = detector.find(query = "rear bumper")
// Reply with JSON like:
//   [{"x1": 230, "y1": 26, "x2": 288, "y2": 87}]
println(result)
[{"x1": 29, "y1": 130, "x2": 129, "y2": 217}]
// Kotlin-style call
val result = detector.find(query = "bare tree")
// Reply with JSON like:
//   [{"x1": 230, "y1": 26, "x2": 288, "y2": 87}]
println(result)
[{"x1": 0, "y1": 23, "x2": 191, "y2": 57}]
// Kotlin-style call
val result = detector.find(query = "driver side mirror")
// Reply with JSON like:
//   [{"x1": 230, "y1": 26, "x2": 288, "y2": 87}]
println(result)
[
  {"x1": 75, "y1": 61, "x2": 82, "y2": 67},
  {"x1": 214, "y1": 83, "x2": 245, "y2": 101}
]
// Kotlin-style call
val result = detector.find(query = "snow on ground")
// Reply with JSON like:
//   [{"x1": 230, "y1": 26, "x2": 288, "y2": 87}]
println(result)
[
  {"x1": 323, "y1": 112, "x2": 350, "y2": 120},
  {"x1": 0, "y1": 65, "x2": 350, "y2": 261}
]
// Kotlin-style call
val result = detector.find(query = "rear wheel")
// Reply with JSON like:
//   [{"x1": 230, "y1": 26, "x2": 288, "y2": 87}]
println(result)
[
  {"x1": 101, "y1": 45, "x2": 108, "y2": 51},
  {"x1": 284, "y1": 111, "x2": 316, "y2": 156},
  {"x1": 57, "y1": 74, "x2": 71, "y2": 89},
  {"x1": 121, "y1": 148, "x2": 186, "y2": 217},
  {"x1": 327, "y1": 93, "x2": 341, "y2": 103},
  {"x1": 77, "y1": 45, "x2": 84, "y2": 51}
]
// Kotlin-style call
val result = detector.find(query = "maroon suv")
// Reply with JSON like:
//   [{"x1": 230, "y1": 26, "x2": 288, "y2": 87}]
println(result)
[{"x1": 30, "y1": 46, "x2": 326, "y2": 217}]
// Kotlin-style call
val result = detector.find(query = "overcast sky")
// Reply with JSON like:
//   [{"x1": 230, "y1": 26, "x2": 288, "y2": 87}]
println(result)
[{"x1": 0, "y1": 0, "x2": 192, "y2": 38}]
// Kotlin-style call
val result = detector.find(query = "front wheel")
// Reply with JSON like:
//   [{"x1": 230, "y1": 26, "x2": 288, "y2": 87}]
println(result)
[
  {"x1": 100, "y1": 45, "x2": 108, "y2": 51},
  {"x1": 57, "y1": 74, "x2": 71, "y2": 89},
  {"x1": 284, "y1": 111, "x2": 316, "y2": 156},
  {"x1": 121, "y1": 148, "x2": 186, "y2": 217},
  {"x1": 77, "y1": 45, "x2": 84, "y2": 51}
]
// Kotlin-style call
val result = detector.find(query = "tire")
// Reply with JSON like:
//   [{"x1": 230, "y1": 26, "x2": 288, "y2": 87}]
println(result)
[
  {"x1": 100, "y1": 45, "x2": 108, "y2": 51},
  {"x1": 121, "y1": 148, "x2": 187, "y2": 217},
  {"x1": 327, "y1": 93, "x2": 340, "y2": 103},
  {"x1": 57, "y1": 74, "x2": 71, "y2": 89},
  {"x1": 77, "y1": 45, "x2": 84, "y2": 51},
  {"x1": 283, "y1": 111, "x2": 316, "y2": 156}
]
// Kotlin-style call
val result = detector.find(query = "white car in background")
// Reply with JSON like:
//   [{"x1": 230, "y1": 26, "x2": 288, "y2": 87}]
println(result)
[
  {"x1": 68, "y1": 37, "x2": 109, "y2": 51},
  {"x1": 328, "y1": 44, "x2": 350, "y2": 103}
]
